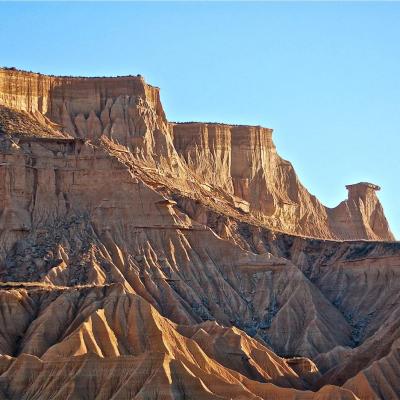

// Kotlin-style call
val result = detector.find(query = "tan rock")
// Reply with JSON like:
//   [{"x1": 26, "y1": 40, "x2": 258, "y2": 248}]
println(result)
[
  {"x1": 0, "y1": 68, "x2": 398, "y2": 399},
  {"x1": 0, "y1": 67, "x2": 393, "y2": 240}
]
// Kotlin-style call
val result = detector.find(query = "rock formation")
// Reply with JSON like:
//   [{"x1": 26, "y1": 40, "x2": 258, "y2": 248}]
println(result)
[
  {"x1": 328, "y1": 183, "x2": 393, "y2": 240},
  {"x1": 0, "y1": 67, "x2": 393, "y2": 241},
  {"x1": 0, "y1": 67, "x2": 398, "y2": 399}
]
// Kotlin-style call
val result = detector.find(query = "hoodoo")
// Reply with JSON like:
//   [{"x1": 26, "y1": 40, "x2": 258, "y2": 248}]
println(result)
[
  {"x1": 328, "y1": 182, "x2": 394, "y2": 241},
  {"x1": 0, "y1": 68, "x2": 399, "y2": 400}
]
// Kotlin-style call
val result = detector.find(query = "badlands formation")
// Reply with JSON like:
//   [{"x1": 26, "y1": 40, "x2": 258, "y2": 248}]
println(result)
[{"x1": 0, "y1": 67, "x2": 398, "y2": 399}]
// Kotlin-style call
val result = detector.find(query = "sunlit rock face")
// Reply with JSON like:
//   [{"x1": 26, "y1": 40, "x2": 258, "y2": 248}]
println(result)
[
  {"x1": 328, "y1": 182, "x2": 394, "y2": 240},
  {"x1": 0, "y1": 68, "x2": 393, "y2": 241},
  {"x1": 0, "y1": 68, "x2": 173, "y2": 158},
  {"x1": 0, "y1": 68, "x2": 398, "y2": 400},
  {"x1": 171, "y1": 122, "x2": 394, "y2": 241}
]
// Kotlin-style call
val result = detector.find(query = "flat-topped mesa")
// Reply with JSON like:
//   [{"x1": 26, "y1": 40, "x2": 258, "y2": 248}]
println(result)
[
  {"x1": 0, "y1": 68, "x2": 394, "y2": 241},
  {"x1": 0, "y1": 68, "x2": 172, "y2": 155}
]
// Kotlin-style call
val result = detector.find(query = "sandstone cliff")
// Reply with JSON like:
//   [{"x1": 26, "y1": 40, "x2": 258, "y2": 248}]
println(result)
[
  {"x1": 0, "y1": 68, "x2": 172, "y2": 158},
  {"x1": 0, "y1": 68, "x2": 398, "y2": 400},
  {"x1": 0, "y1": 68, "x2": 393, "y2": 241}
]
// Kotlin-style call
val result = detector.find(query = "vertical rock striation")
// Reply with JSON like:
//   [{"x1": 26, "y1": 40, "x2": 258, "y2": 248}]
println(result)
[
  {"x1": 328, "y1": 182, "x2": 393, "y2": 240},
  {"x1": 171, "y1": 122, "x2": 394, "y2": 240},
  {"x1": 0, "y1": 68, "x2": 398, "y2": 399},
  {"x1": 0, "y1": 68, "x2": 393, "y2": 240}
]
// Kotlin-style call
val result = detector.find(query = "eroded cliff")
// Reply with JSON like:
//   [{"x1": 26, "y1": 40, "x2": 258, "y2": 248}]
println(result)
[
  {"x1": 171, "y1": 122, "x2": 394, "y2": 241},
  {"x1": 0, "y1": 68, "x2": 398, "y2": 400},
  {"x1": 0, "y1": 68, "x2": 393, "y2": 241}
]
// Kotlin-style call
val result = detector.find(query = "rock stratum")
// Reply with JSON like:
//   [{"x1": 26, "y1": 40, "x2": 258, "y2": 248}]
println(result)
[{"x1": 0, "y1": 67, "x2": 398, "y2": 399}]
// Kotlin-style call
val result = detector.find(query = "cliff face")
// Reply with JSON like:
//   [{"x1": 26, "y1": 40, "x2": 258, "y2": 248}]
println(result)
[
  {"x1": 171, "y1": 122, "x2": 394, "y2": 241},
  {"x1": 0, "y1": 68, "x2": 398, "y2": 400},
  {"x1": 0, "y1": 68, "x2": 393, "y2": 241},
  {"x1": 0, "y1": 69, "x2": 173, "y2": 158},
  {"x1": 0, "y1": 68, "x2": 164, "y2": 119}
]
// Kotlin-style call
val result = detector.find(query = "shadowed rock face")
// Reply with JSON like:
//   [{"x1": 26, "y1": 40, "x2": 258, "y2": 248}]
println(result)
[{"x1": 0, "y1": 68, "x2": 398, "y2": 399}]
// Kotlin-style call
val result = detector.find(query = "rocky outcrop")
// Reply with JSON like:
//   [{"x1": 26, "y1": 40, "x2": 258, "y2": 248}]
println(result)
[
  {"x1": 0, "y1": 68, "x2": 393, "y2": 241},
  {"x1": 328, "y1": 182, "x2": 393, "y2": 241},
  {"x1": 171, "y1": 122, "x2": 329, "y2": 236},
  {"x1": 0, "y1": 68, "x2": 398, "y2": 399},
  {"x1": 0, "y1": 68, "x2": 173, "y2": 159},
  {"x1": 171, "y1": 122, "x2": 394, "y2": 241}
]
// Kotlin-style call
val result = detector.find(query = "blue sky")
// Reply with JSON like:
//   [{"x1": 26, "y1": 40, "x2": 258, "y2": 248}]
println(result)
[{"x1": 1, "y1": 2, "x2": 399, "y2": 238}]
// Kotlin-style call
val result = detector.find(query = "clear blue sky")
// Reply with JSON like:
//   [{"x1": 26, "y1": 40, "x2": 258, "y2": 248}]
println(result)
[{"x1": 1, "y1": 2, "x2": 399, "y2": 238}]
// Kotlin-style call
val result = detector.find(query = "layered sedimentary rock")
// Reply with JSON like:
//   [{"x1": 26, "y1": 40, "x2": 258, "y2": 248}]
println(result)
[
  {"x1": 0, "y1": 68, "x2": 173, "y2": 159},
  {"x1": 171, "y1": 122, "x2": 394, "y2": 240},
  {"x1": 0, "y1": 68, "x2": 393, "y2": 240},
  {"x1": 0, "y1": 68, "x2": 398, "y2": 399},
  {"x1": 328, "y1": 183, "x2": 393, "y2": 240}
]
